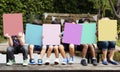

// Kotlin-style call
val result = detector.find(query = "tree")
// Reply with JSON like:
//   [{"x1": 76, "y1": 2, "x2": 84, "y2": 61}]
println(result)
[{"x1": 109, "y1": 0, "x2": 120, "y2": 19}]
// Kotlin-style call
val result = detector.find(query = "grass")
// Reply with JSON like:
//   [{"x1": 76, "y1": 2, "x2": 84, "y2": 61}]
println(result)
[
  {"x1": 114, "y1": 52, "x2": 120, "y2": 62},
  {"x1": 116, "y1": 39, "x2": 120, "y2": 47}
]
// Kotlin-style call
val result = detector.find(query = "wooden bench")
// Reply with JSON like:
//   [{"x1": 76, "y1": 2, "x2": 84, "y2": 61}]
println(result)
[
  {"x1": 0, "y1": 42, "x2": 120, "y2": 63},
  {"x1": 76, "y1": 44, "x2": 120, "y2": 63},
  {"x1": 0, "y1": 43, "x2": 41, "y2": 62}
]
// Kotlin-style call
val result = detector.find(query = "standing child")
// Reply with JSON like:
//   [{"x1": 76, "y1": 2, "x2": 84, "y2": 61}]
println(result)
[{"x1": 97, "y1": 17, "x2": 119, "y2": 65}]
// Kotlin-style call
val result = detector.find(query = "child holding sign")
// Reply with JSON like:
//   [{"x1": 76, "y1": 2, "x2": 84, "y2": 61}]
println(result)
[
  {"x1": 97, "y1": 17, "x2": 119, "y2": 65},
  {"x1": 6, "y1": 32, "x2": 28, "y2": 66}
]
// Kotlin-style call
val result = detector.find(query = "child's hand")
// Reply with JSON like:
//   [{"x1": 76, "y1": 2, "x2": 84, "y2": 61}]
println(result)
[
  {"x1": 18, "y1": 32, "x2": 23, "y2": 38},
  {"x1": 5, "y1": 33, "x2": 10, "y2": 38},
  {"x1": 116, "y1": 35, "x2": 118, "y2": 39},
  {"x1": 42, "y1": 35, "x2": 44, "y2": 39},
  {"x1": 59, "y1": 34, "x2": 62, "y2": 38}
]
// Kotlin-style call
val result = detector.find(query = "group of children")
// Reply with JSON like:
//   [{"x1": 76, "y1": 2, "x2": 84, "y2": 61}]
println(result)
[{"x1": 5, "y1": 18, "x2": 119, "y2": 66}]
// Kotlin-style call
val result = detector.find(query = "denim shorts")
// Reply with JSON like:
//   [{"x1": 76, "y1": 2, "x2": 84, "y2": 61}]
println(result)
[
  {"x1": 34, "y1": 45, "x2": 55, "y2": 51},
  {"x1": 97, "y1": 41, "x2": 116, "y2": 50},
  {"x1": 34, "y1": 45, "x2": 42, "y2": 51}
]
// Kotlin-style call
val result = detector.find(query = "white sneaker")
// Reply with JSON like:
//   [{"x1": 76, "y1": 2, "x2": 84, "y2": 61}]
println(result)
[
  {"x1": 62, "y1": 58, "x2": 68, "y2": 65},
  {"x1": 54, "y1": 58, "x2": 59, "y2": 65},
  {"x1": 45, "y1": 60, "x2": 50, "y2": 65},
  {"x1": 68, "y1": 57, "x2": 74, "y2": 64}
]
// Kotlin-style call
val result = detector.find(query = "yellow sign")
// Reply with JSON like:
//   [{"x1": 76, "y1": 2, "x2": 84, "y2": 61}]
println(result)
[{"x1": 98, "y1": 20, "x2": 117, "y2": 41}]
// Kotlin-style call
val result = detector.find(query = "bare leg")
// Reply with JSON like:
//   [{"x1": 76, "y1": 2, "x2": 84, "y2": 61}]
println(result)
[
  {"x1": 28, "y1": 44, "x2": 34, "y2": 59},
  {"x1": 53, "y1": 45, "x2": 59, "y2": 64},
  {"x1": 46, "y1": 45, "x2": 53, "y2": 58},
  {"x1": 109, "y1": 49, "x2": 115, "y2": 61},
  {"x1": 45, "y1": 45, "x2": 53, "y2": 65},
  {"x1": 39, "y1": 45, "x2": 46, "y2": 59},
  {"x1": 69, "y1": 44, "x2": 74, "y2": 57},
  {"x1": 102, "y1": 50, "x2": 107, "y2": 61},
  {"x1": 81, "y1": 44, "x2": 88, "y2": 58},
  {"x1": 88, "y1": 44, "x2": 96, "y2": 58},
  {"x1": 54, "y1": 45, "x2": 59, "y2": 58},
  {"x1": 58, "y1": 45, "x2": 66, "y2": 58}
]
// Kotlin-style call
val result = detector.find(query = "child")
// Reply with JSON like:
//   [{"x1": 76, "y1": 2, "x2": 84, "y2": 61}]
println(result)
[
  {"x1": 58, "y1": 44, "x2": 67, "y2": 65},
  {"x1": 29, "y1": 44, "x2": 46, "y2": 65},
  {"x1": 28, "y1": 19, "x2": 47, "y2": 65},
  {"x1": 45, "y1": 45, "x2": 59, "y2": 65},
  {"x1": 97, "y1": 17, "x2": 119, "y2": 65},
  {"x1": 6, "y1": 32, "x2": 28, "y2": 66},
  {"x1": 59, "y1": 18, "x2": 75, "y2": 64},
  {"x1": 44, "y1": 21, "x2": 60, "y2": 65},
  {"x1": 78, "y1": 18, "x2": 97, "y2": 66}
]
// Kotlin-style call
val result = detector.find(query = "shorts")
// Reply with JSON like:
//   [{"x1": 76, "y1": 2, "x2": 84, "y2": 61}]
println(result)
[
  {"x1": 76, "y1": 44, "x2": 91, "y2": 51},
  {"x1": 97, "y1": 41, "x2": 115, "y2": 50},
  {"x1": 62, "y1": 43, "x2": 77, "y2": 51},
  {"x1": 34, "y1": 45, "x2": 42, "y2": 51},
  {"x1": 62, "y1": 43, "x2": 70, "y2": 51}
]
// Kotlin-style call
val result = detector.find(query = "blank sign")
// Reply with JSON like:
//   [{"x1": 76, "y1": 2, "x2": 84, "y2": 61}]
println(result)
[
  {"x1": 80, "y1": 23, "x2": 97, "y2": 44},
  {"x1": 98, "y1": 20, "x2": 117, "y2": 41},
  {"x1": 3, "y1": 13, "x2": 23, "y2": 36},
  {"x1": 25, "y1": 24, "x2": 42, "y2": 46},
  {"x1": 43, "y1": 24, "x2": 61, "y2": 45},
  {"x1": 63, "y1": 23, "x2": 82, "y2": 45}
]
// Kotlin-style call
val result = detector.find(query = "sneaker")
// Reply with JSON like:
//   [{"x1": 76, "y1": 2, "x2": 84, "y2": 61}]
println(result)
[
  {"x1": 6, "y1": 59, "x2": 15, "y2": 66},
  {"x1": 91, "y1": 59, "x2": 97, "y2": 66},
  {"x1": 38, "y1": 59, "x2": 43, "y2": 65},
  {"x1": 45, "y1": 60, "x2": 50, "y2": 65},
  {"x1": 102, "y1": 60, "x2": 108, "y2": 65},
  {"x1": 108, "y1": 60, "x2": 119, "y2": 65},
  {"x1": 23, "y1": 59, "x2": 28, "y2": 66},
  {"x1": 68, "y1": 57, "x2": 74, "y2": 64},
  {"x1": 81, "y1": 58, "x2": 88, "y2": 66},
  {"x1": 62, "y1": 58, "x2": 68, "y2": 65},
  {"x1": 29, "y1": 59, "x2": 36, "y2": 64},
  {"x1": 54, "y1": 59, "x2": 59, "y2": 65}
]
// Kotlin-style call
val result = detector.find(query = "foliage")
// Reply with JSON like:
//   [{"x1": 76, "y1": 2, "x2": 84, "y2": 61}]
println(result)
[
  {"x1": 0, "y1": 0, "x2": 119, "y2": 42},
  {"x1": 0, "y1": 0, "x2": 53, "y2": 39},
  {"x1": 52, "y1": 0, "x2": 97, "y2": 13}
]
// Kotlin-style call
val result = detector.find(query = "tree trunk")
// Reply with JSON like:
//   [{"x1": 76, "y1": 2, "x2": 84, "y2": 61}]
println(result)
[{"x1": 109, "y1": 0, "x2": 120, "y2": 19}]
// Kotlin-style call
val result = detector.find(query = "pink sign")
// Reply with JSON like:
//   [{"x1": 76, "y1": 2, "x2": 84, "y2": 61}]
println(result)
[
  {"x1": 63, "y1": 23, "x2": 82, "y2": 45},
  {"x1": 43, "y1": 24, "x2": 60, "y2": 45},
  {"x1": 3, "y1": 13, "x2": 23, "y2": 36}
]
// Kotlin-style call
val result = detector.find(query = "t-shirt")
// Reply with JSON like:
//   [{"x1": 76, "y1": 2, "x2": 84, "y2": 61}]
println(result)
[{"x1": 12, "y1": 36, "x2": 21, "y2": 47}]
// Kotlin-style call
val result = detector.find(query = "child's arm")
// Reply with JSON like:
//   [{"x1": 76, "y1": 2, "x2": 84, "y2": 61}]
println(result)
[
  {"x1": 5, "y1": 33, "x2": 13, "y2": 46},
  {"x1": 18, "y1": 32, "x2": 25, "y2": 46}
]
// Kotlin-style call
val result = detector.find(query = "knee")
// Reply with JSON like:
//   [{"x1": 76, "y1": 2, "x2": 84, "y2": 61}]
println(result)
[
  {"x1": 48, "y1": 45, "x2": 53, "y2": 51},
  {"x1": 7, "y1": 47, "x2": 13, "y2": 52},
  {"x1": 42, "y1": 45, "x2": 46, "y2": 50},
  {"x1": 83, "y1": 44, "x2": 88, "y2": 49},
  {"x1": 28, "y1": 44, "x2": 34, "y2": 50},
  {"x1": 69, "y1": 44, "x2": 74, "y2": 49},
  {"x1": 54, "y1": 46, "x2": 58, "y2": 51},
  {"x1": 58, "y1": 45, "x2": 64, "y2": 50}
]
